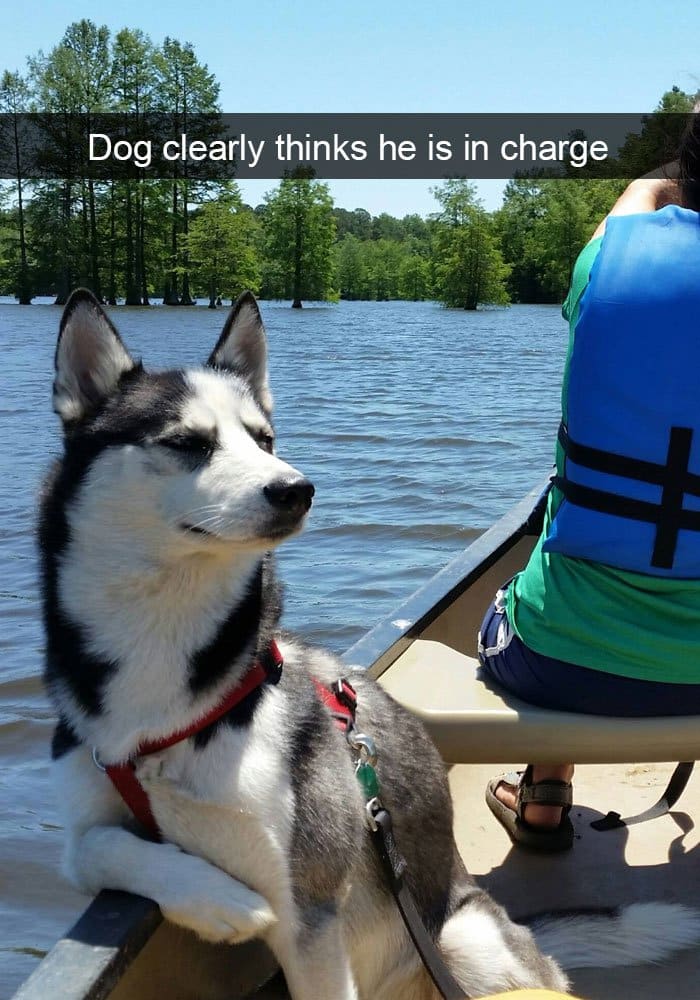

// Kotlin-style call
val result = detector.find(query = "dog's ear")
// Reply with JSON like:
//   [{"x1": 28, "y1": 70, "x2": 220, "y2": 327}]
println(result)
[
  {"x1": 207, "y1": 291, "x2": 272, "y2": 415},
  {"x1": 54, "y1": 289, "x2": 136, "y2": 426}
]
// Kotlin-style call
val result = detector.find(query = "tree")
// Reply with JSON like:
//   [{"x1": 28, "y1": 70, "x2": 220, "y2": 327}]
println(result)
[
  {"x1": 524, "y1": 180, "x2": 621, "y2": 300},
  {"x1": 371, "y1": 212, "x2": 405, "y2": 241},
  {"x1": 431, "y1": 180, "x2": 509, "y2": 310},
  {"x1": 398, "y1": 241, "x2": 430, "y2": 300},
  {"x1": 617, "y1": 87, "x2": 699, "y2": 177},
  {"x1": 153, "y1": 38, "x2": 220, "y2": 305},
  {"x1": 29, "y1": 19, "x2": 114, "y2": 302},
  {"x1": 336, "y1": 233, "x2": 367, "y2": 299},
  {"x1": 262, "y1": 177, "x2": 337, "y2": 307},
  {"x1": 0, "y1": 71, "x2": 33, "y2": 302},
  {"x1": 112, "y1": 28, "x2": 156, "y2": 304},
  {"x1": 333, "y1": 206, "x2": 373, "y2": 241},
  {"x1": 188, "y1": 192, "x2": 261, "y2": 307},
  {"x1": 362, "y1": 239, "x2": 403, "y2": 300},
  {"x1": 494, "y1": 179, "x2": 547, "y2": 302}
]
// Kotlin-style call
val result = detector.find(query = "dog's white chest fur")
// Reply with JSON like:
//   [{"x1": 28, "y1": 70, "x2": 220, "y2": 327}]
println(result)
[{"x1": 135, "y1": 687, "x2": 296, "y2": 909}]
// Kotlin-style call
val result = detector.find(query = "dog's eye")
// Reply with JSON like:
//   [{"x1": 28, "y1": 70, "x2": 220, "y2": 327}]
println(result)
[
  {"x1": 257, "y1": 432, "x2": 274, "y2": 454},
  {"x1": 159, "y1": 433, "x2": 215, "y2": 457}
]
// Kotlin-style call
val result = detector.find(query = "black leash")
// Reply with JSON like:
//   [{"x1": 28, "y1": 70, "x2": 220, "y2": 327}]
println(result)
[
  {"x1": 324, "y1": 677, "x2": 467, "y2": 997},
  {"x1": 368, "y1": 804, "x2": 468, "y2": 1000},
  {"x1": 591, "y1": 761, "x2": 694, "y2": 831}
]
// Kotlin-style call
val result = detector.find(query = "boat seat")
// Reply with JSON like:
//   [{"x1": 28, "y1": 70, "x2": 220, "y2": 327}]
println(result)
[{"x1": 378, "y1": 639, "x2": 700, "y2": 764}]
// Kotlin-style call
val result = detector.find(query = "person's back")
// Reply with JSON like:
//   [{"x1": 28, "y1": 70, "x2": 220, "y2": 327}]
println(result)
[
  {"x1": 479, "y1": 113, "x2": 700, "y2": 851},
  {"x1": 510, "y1": 205, "x2": 700, "y2": 691}
]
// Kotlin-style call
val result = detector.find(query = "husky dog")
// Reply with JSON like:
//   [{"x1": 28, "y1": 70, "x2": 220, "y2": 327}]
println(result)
[{"x1": 40, "y1": 289, "x2": 700, "y2": 999}]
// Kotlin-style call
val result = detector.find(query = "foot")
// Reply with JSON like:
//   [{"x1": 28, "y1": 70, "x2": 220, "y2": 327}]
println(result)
[{"x1": 494, "y1": 765, "x2": 574, "y2": 829}]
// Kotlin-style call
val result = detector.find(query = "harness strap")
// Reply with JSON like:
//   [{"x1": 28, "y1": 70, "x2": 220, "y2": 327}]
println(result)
[
  {"x1": 105, "y1": 760, "x2": 161, "y2": 839},
  {"x1": 312, "y1": 677, "x2": 357, "y2": 734},
  {"x1": 103, "y1": 640, "x2": 284, "y2": 840}
]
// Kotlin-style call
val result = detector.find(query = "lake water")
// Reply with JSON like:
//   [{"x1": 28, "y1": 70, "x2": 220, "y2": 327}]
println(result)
[{"x1": 0, "y1": 298, "x2": 567, "y2": 997}]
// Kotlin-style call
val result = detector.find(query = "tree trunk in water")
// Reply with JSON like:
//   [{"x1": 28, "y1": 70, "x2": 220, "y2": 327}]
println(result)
[
  {"x1": 124, "y1": 183, "x2": 139, "y2": 305},
  {"x1": 180, "y1": 273, "x2": 195, "y2": 305},
  {"x1": 292, "y1": 196, "x2": 303, "y2": 309},
  {"x1": 165, "y1": 180, "x2": 180, "y2": 304},
  {"x1": 138, "y1": 182, "x2": 150, "y2": 305},
  {"x1": 106, "y1": 181, "x2": 117, "y2": 305},
  {"x1": 55, "y1": 182, "x2": 73, "y2": 305},
  {"x1": 13, "y1": 116, "x2": 31, "y2": 304},
  {"x1": 88, "y1": 179, "x2": 102, "y2": 301},
  {"x1": 79, "y1": 182, "x2": 91, "y2": 289},
  {"x1": 179, "y1": 180, "x2": 194, "y2": 305}
]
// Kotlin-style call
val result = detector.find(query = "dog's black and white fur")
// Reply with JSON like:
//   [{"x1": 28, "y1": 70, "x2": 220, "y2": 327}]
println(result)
[{"x1": 40, "y1": 290, "x2": 700, "y2": 998}]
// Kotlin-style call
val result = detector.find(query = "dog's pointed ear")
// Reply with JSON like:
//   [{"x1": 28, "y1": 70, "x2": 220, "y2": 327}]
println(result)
[
  {"x1": 207, "y1": 291, "x2": 272, "y2": 415},
  {"x1": 54, "y1": 289, "x2": 136, "y2": 426}
]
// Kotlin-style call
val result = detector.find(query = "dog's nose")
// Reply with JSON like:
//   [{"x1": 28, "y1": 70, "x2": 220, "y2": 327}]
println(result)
[{"x1": 264, "y1": 477, "x2": 315, "y2": 515}]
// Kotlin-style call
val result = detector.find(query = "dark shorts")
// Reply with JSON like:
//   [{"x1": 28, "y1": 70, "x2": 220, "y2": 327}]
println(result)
[{"x1": 478, "y1": 587, "x2": 700, "y2": 717}]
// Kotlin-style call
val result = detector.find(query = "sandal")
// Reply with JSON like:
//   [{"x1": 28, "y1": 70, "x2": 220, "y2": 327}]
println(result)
[{"x1": 485, "y1": 765, "x2": 574, "y2": 852}]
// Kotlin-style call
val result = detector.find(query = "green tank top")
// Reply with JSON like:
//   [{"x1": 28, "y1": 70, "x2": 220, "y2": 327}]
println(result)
[{"x1": 506, "y1": 236, "x2": 700, "y2": 684}]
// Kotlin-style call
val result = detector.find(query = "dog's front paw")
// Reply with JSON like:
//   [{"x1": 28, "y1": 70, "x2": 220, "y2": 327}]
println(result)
[{"x1": 159, "y1": 854, "x2": 276, "y2": 944}]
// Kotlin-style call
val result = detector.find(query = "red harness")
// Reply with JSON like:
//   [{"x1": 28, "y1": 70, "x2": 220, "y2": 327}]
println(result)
[{"x1": 101, "y1": 641, "x2": 356, "y2": 840}]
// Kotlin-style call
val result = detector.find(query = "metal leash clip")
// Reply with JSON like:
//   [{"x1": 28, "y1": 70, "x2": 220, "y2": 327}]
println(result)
[
  {"x1": 365, "y1": 795, "x2": 383, "y2": 832},
  {"x1": 346, "y1": 730, "x2": 378, "y2": 767}
]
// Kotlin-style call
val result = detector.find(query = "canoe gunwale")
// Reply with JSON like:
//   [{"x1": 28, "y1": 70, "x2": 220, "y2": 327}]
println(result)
[
  {"x1": 11, "y1": 477, "x2": 552, "y2": 1000},
  {"x1": 344, "y1": 476, "x2": 550, "y2": 679},
  {"x1": 11, "y1": 892, "x2": 161, "y2": 1000}
]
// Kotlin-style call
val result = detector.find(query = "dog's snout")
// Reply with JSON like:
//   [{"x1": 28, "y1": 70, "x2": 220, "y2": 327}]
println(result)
[{"x1": 264, "y1": 477, "x2": 315, "y2": 515}]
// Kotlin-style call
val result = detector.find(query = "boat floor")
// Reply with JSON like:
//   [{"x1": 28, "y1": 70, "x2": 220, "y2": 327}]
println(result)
[
  {"x1": 450, "y1": 761, "x2": 700, "y2": 999},
  {"x1": 254, "y1": 761, "x2": 700, "y2": 998}
]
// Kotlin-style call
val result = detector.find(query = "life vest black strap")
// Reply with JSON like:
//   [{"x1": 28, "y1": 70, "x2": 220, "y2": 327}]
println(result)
[
  {"x1": 655, "y1": 427, "x2": 695, "y2": 568},
  {"x1": 557, "y1": 424, "x2": 700, "y2": 498},
  {"x1": 556, "y1": 424, "x2": 698, "y2": 569},
  {"x1": 553, "y1": 476, "x2": 700, "y2": 529}
]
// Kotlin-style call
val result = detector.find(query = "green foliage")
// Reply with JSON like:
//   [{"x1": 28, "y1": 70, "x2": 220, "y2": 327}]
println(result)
[
  {"x1": 112, "y1": 28, "x2": 156, "y2": 113},
  {"x1": 333, "y1": 207, "x2": 373, "y2": 240},
  {"x1": 188, "y1": 193, "x2": 262, "y2": 305},
  {"x1": 336, "y1": 234, "x2": 367, "y2": 299},
  {"x1": 398, "y1": 246, "x2": 430, "y2": 301},
  {"x1": 0, "y1": 45, "x2": 693, "y2": 310},
  {"x1": 617, "y1": 86, "x2": 699, "y2": 177},
  {"x1": 496, "y1": 178, "x2": 624, "y2": 302},
  {"x1": 0, "y1": 71, "x2": 33, "y2": 300},
  {"x1": 335, "y1": 231, "x2": 431, "y2": 301},
  {"x1": 431, "y1": 180, "x2": 510, "y2": 309},
  {"x1": 29, "y1": 19, "x2": 114, "y2": 113},
  {"x1": 262, "y1": 178, "x2": 337, "y2": 305}
]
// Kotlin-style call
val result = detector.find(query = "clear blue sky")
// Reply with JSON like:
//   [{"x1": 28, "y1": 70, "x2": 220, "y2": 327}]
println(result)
[{"x1": 3, "y1": 0, "x2": 699, "y2": 215}]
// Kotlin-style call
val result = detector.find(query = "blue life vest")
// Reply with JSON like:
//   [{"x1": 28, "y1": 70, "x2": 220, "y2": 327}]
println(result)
[{"x1": 543, "y1": 205, "x2": 700, "y2": 577}]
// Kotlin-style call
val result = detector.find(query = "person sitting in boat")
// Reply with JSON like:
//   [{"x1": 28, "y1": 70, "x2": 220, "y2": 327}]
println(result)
[{"x1": 479, "y1": 116, "x2": 700, "y2": 852}]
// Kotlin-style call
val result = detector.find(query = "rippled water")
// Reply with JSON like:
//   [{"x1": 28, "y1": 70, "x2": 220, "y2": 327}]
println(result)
[{"x1": 0, "y1": 297, "x2": 566, "y2": 996}]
